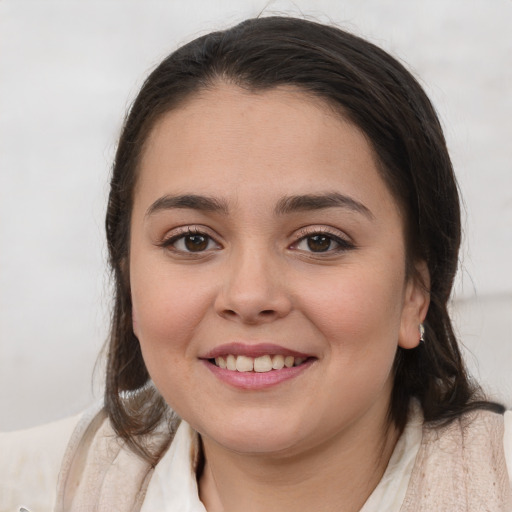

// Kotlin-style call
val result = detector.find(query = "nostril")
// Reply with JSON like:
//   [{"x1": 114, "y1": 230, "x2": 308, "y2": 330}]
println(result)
[
  {"x1": 221, "y1": 309, "x2": 275, "y2": 317},
  {"x1": 219, "y1": 308, "x2": 278, "y2": 324}
]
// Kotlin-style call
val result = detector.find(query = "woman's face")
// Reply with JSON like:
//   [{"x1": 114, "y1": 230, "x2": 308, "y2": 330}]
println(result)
[{"x1": 129, "y1": 85, "x2": 428, "y2": 456}]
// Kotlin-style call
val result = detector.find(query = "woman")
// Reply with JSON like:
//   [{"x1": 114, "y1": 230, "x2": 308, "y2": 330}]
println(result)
[{"x1": 2, "y1": 15, "x2": 511, "y2": 512}]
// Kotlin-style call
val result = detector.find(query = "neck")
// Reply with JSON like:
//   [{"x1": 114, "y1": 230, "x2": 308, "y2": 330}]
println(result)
[{"x1": 198, "y1": 404, "x2": 399, "y2": 512}]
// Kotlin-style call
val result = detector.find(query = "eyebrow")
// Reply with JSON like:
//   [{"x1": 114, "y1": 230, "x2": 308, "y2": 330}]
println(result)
[
  {"x1": 274, "y1": 192, "x2": 374, "y2": 219},
  {"x1": 145, "y1": 194, "x2": 229, "y2": 217},
  {"x1": 145, "y1": 192, "x2": 373, "y2": 220}
]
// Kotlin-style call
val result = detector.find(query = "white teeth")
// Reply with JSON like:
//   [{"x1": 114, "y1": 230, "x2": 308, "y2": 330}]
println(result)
[
  {"x1": 215, "y1": 356, "x2": 227, "y2": 369},
  {"x1": 226, "y1": 354, "x2": 236, "y2": 371},
  {"x1": 254, "y1": 355, "x2": 273, "y2": 372},
  {"x1": 284, "y1": 355, "x2": 295, "y2": 368},
  {"x1": 271, "y1": 354, "x2": 285, "y2": 370},
  {"x1": 215, "y1": 354, "x2": 308, "y2": 372},
  {"x1": 236, "y1": 355, "x2": 254, "y2": 372}
]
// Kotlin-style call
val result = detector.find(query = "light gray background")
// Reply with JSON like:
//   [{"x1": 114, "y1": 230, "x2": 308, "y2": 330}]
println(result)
[{"x1": 1, "y1": 0, "x2": 511, "y2": 431}]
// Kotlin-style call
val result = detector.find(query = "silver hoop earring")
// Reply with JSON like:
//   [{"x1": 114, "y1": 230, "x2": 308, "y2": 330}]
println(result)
[{"x1": 419, "y1": 323, "x2": 425, "y2": 342}]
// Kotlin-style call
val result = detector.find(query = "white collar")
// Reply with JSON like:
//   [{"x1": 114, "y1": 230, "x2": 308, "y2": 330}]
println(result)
[
  {"x1": 141, "y1": 420, "x2": 206, "y2": 512},
  {"x1": 360, "y1": 403, "x2": 423, "y2": 511}
]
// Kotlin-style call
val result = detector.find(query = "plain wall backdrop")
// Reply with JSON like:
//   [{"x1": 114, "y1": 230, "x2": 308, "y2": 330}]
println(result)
[{"x1": 1, "y1": 0, "x2": 511, "y2": 430}]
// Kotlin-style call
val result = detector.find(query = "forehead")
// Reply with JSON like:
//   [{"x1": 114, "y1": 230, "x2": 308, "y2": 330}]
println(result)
[{"x1": 135, "y1": 84, "x2": 400, "y2": 220}]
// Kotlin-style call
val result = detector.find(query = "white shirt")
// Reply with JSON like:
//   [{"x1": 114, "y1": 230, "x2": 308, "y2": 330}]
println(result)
[
  {"x1": 141, "y1": 405, "x2": 512, "y2": 512},
  {"x1": 1, "y1": 409, "x2": 512, "y2": 512}
]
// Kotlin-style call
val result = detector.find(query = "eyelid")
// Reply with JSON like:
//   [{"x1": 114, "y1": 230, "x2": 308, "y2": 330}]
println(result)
[
  {"x1": 158, "y1": 225, "x2": 222, "y2": 251},
  {"x1": 295, "y1": 225, "x2": 351, "y2": 242},
  {"x1": 291, "y1": 225, "x2": 355, "y2": 253}
]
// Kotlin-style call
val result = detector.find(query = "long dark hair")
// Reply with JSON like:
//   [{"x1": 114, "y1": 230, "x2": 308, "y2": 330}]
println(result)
[{"x1": 104, "y1": 16, "x2": 503, "y2": 464}]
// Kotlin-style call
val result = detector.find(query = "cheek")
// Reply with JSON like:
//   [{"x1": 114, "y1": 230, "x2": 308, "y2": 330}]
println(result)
[
  {"x1": 134, "y1": 289, "x2": 198, "y2": 345},
  {"x1": 277, "y1": 269, "x2": 405, "y2": 437},
  {"x1": 297, "y1": 261, "x2": 406, "y2": 353},
  {"x1": 130, "y1": 264, "x2": 213, "y2": 365},
  {"x1": 131, "y1": 277, "x2": 208, "y2": 413},
  {"x1": 302, "y1": 268, "x2": 405, "y2": 412}
]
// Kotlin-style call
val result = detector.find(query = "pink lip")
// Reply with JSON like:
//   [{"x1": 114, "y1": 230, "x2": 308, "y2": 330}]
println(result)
[
  {"x1": 201, "y1": 342, "x2": 311, "y2": 359},
  {"x1": 203, "y1": 358, "x2": 315, "y2": 390}
]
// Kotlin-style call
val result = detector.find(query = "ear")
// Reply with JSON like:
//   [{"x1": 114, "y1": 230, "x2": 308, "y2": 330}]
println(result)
[{"x1": 398, "y1": 260, "x2": 430, "y2": 349}]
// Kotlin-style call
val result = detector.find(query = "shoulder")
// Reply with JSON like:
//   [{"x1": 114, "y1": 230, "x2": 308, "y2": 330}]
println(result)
[
  {"x1": 0, "y1": 409, "x2": 90, "y2": 512},
  {"x1": 432, "y1": 408, "x2": 512, "y2": 488},
  {"x1": 400, "y1": 408, "x2": 512, "y2": 511},
  {"x1": 462, "y1": 408, "x2": 512, "y2": 470}
]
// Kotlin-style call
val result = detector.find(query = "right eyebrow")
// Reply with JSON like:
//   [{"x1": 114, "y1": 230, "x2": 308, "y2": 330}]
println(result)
[{"x1": 145, "y1": 194, "x2": 229, "y2": 218}]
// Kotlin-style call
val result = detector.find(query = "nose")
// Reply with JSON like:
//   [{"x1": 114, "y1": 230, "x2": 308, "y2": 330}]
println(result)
[{"x1": 214, "y1": 247, "x2": 292, "y2": 324}]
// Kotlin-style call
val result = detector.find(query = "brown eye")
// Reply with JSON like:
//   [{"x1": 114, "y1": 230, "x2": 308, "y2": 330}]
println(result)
[
  {"x1": 163, "y1": 231, "x2": 220, "y2": 253},
  {"x1": 292, "y1": 230, "x2": 354, "y2": 255},
  {"x1": 307, "y1": 235, "x2": 332, "y2": 252},
  {"x1": 184, "y1": 234, "x2": 209, "y2": 252}
]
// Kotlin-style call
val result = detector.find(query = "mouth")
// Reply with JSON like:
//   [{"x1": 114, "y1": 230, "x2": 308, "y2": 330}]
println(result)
[
  {"x1": 209, "y1": 354, "x2": 311, "y2": 373},
  {"x1": 200, "y1": 343, "x2": 316, "y2": 388}
]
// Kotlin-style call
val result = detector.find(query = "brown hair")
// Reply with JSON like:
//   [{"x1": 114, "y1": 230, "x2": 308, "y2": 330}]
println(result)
[{"x1": 104, "y1": 16, "x2": 503, "y2": 464}]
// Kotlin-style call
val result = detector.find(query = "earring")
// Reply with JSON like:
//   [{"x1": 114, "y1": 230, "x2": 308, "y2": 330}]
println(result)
[{"x1": 419, "y1": 323, "x2": 425, "y2": 342}]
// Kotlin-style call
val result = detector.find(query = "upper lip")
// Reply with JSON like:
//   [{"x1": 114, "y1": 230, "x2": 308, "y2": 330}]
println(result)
[{"x1": 201, "y1": 342, "x2": 312, "y2": 359}]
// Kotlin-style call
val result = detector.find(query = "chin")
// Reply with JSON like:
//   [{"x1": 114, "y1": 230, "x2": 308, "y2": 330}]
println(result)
[
  {"x1": 211, "y1": 429, "x2": 302, "y2": 455},
  {"x1": 194, "y1": 413, "x2": 307, "y2": 455}
]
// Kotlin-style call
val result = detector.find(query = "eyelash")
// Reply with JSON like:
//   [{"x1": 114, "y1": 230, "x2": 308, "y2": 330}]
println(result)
[
  {"x1": 292, "y1": 227, "x2": 355, "y2": 254},
  {"x1": 159, "y1": 227, "x2": 220, "y2": 254}
]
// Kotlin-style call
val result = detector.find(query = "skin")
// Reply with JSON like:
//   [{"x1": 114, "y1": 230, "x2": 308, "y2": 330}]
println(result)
[{"x1": 130, "y1": 84, "x2": 430, "y2": 512}]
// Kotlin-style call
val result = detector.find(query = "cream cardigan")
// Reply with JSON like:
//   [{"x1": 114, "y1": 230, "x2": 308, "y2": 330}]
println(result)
[{"x1": 1, "y1": 405, "x2": 512, "y2": 512}]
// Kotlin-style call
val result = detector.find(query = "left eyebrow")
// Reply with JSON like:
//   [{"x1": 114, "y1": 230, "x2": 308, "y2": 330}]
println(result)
[
  {"x1": 145, "y1": 194, "x2": 230, "y2": 218},
  {"x1": 274, "y1": 192, "x2": 374, "y2": 219}
]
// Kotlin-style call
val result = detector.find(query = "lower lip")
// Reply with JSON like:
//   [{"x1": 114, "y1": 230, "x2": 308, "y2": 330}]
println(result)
[{"x1": 203, "y1": 359, "x2": 314, "y2": 390}]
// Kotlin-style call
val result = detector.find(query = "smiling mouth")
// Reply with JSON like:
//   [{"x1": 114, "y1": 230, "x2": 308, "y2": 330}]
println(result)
[{"x1": 209, "y1": 354, "x2": 311, "y2": 373}]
